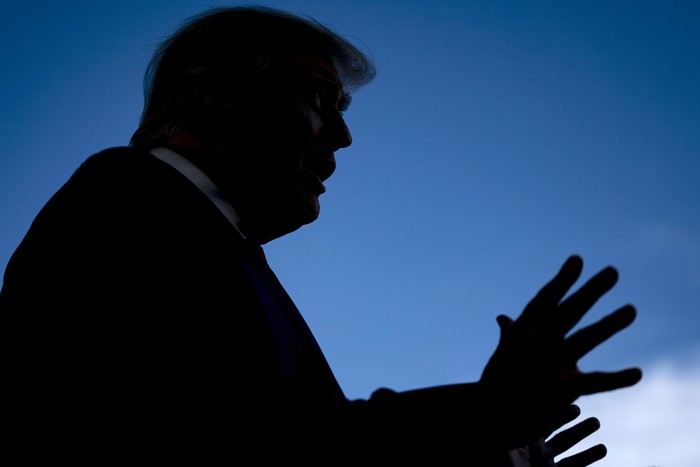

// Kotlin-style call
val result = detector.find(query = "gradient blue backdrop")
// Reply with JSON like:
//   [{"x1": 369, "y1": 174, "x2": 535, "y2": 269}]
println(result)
[{"x1": 2, "y1": 1, "x2": 698, "y2": 465}]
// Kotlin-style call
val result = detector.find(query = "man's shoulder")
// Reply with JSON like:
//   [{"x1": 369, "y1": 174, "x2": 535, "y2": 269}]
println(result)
[
  {"x1": 79, "y1": 146, "x2": 155, "y2": 170},
  {"x1": 71, "y1": 146, "x2": 187, "y2": 187}
]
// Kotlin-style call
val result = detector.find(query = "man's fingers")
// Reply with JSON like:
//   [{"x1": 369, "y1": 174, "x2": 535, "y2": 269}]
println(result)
[
  {"x1": 552, "y1": 266, "x2": 619, "y2": 337},
  {"x1": 556, "y1": 444, "x2": 607, "y2": 467},
  {"x1": 547, "y1": 416, "x2": 600, "y2": 456},
  {"x1": 565, "y1": 305, "x2": 637, "y2": 362},
  {"x1": 518, "y1": 255, "x2": 583, "y2": 325},
  {"x1": 574, "y1": 368, "x2": 643, "y2": 396},
  {"x1": 545, "y1": 404, "x2": 581, "y2": 438}
]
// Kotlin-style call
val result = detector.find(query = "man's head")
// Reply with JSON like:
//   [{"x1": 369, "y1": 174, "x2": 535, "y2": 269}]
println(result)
[{"x1": 130, "y1": 6, "x2": 375, "y2": 243}]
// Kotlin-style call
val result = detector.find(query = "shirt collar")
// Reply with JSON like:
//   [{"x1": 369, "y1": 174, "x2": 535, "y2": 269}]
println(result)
[{"x1": 149, "y1": 146, "x2": 247, "y2": 240}]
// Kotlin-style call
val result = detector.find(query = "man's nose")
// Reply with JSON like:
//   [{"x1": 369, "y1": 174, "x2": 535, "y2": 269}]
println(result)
[{"x1": 330, "y1": 115, "x2": 352, "y2": 151}]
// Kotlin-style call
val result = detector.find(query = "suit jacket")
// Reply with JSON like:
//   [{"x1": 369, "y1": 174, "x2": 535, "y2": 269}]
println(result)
[{"x1": 2, "y1": 146, "x2": 507, "y2": 464}]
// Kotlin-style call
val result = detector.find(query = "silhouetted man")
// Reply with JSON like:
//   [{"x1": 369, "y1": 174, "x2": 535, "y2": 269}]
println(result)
[{"x1": 1, "y1": 6, "x2": 641, "y2": 465}]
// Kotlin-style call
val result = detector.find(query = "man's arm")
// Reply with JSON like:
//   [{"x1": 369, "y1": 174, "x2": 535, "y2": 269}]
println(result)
[{"x1": 354, "y1": 255, "x2": 641, "y2": 459}]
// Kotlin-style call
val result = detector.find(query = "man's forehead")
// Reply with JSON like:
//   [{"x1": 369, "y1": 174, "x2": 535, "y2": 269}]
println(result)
[
  {"x1": 294, "y1": 53, "x2": 340, "y2": 81},
  {"x1": 270, "y1": 52, "x2": 343, "y2": 90},
  {"x1": 256, "y1": 52, "x2": 349, "y2": 103}
]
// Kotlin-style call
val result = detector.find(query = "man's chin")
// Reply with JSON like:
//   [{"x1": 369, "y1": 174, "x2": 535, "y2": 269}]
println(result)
[
  {"x1": 257, "y1": 202, "x2": 320, "y2": 243},
  {"x1": 299, "y1": 206, "x2": 320, "y2": 226},
  {"x1": 299, "y1": 195, "x2": 321, "y2": 223}
]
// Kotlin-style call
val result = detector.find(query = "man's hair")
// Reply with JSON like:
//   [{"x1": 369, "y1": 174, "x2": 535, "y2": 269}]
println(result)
[{"x1": 130, "y1": 5, "x2": 376, "y2": 147}]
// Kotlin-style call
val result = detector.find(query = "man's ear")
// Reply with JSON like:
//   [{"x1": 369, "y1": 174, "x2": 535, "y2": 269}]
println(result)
[
  {"x1": 194, "y1": 81, "x2": 239, "y2": 113},
  {"x1": 193, "y1": 80, "x2": 215, "y2": 109},
  {"x1": 186, "y1": 79, "x2": 246, "y2": 142}
]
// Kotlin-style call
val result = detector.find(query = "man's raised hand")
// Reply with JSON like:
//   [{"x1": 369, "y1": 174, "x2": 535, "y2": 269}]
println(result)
[{"x1": 479, "y1": 255, "x2": 642, "y2": 447}]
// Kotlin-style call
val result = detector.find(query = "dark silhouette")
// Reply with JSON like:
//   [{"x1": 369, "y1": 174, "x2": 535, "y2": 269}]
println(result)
[{"x1": 1, "y1": 6, "x2": 641, "y2": 465}]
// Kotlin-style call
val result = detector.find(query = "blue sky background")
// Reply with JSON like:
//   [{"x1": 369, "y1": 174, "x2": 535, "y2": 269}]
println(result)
[{"x1": 1, "y1": 1, "x2": 698, "y2": 465}]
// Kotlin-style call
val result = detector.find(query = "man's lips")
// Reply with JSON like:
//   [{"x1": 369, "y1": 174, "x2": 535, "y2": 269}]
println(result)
[
  {"x1": 313, "y1": 154, "x2": 336, "y2": 182},
  {"x1": 306, "y1": 153, "x2": 335, "y2": 194},
  {"x1": 305, "y1": 170, "x2": 326, "y2": 194}
]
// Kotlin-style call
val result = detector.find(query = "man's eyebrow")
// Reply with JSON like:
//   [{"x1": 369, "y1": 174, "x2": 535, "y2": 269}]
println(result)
[
  {"x1": 308, "y1": 73, "x2": 352, "y2": 111},
  {"x1": 338, "y1": 90, "x2": 352, "y2": 112}
]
